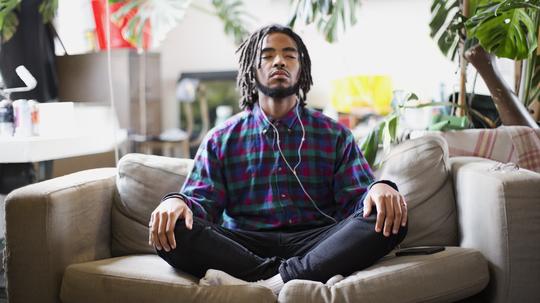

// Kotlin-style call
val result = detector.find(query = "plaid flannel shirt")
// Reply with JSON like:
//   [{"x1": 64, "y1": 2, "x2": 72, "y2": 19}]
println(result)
[{"x1": 165, "y1": 103, "x2": 381, "y2": 231}]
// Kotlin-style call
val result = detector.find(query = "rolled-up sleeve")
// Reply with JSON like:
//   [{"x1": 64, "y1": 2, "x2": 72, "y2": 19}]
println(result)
[
  {"x1": 333, "y1": 130, "x2": 375, "y2": 218},
  {"x1": 178, "y1": 134, "x2": 228, "y2": 223}
]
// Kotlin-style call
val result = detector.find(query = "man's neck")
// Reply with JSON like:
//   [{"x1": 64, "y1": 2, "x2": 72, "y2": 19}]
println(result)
[{"x1": 258, "y1": 94, "x2": 297, "y2": 119}]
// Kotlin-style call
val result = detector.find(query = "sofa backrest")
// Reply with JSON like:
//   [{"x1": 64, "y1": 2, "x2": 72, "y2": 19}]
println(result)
[
  {"x1": 113, "y1": 154, "x2": 194, "y2": 256},
  {"x1": 113, "y1": 134, "x2": 458, "y2": 256},
  {"x1": 377, "y1": 134, "x2": 458, "y2": 247}
]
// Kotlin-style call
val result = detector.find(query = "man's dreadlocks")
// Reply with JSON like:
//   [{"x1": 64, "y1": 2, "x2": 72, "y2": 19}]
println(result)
[{"x1": 236, "y1": 24, "x2": 313, "y2": 110}]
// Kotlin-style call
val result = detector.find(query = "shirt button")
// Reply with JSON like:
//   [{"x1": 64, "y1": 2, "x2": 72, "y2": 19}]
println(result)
[
  {"x1": 281, "y1": 193, "x2": 287, "y2": 199},
  {"x1": 288, "y1": 128, "x2": 292, "y2": 133},
  {"x1": 278, "y1": 166, "x2": 282, "y2": 171},
  {"x1": 288, "y1": 219, "x2": 293, "y2": 224}
]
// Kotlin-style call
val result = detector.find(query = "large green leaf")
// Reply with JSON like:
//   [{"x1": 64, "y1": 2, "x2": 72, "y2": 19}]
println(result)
[
  {"x1": 466, "y1": 0, "x2": 539, "y2": 60},
  {"x1": 429, "y1": 0, "x2": 462, "y2": 61},
  {"x1": 38, "y1": 0, "x2": 58, "y2": 24},
  {"x1": 287, "y1": 0, "x2": 361, "y2": 43},
  {"x1": 360, "y1": 123, "x2": 380, "y2": 167},
  {"x1": 0, "y1": 0, "x2": 21, "y2": 43},
  {"x1": 526, "y1": 54, "x2": 540, "y2": 105},
  {"x1": 429, "y1": 0, "x2": 497, "y2": 61}
]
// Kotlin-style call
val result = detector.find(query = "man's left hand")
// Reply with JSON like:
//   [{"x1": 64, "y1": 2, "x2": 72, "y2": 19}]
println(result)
[{"x1": 363, "y1": 183, "x2": 408, "y2": 237}]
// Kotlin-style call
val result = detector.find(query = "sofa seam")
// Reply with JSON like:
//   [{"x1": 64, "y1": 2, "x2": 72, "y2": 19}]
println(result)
[
  {"x1": 500, "y1": 180, "x2": 511, "y2": 303},
  {"x1": 40, "y1": 171, "x2": 116, "y2": 197},
  {"x1": 120, "y1": 159, "x2": 192, "y2": 177}
]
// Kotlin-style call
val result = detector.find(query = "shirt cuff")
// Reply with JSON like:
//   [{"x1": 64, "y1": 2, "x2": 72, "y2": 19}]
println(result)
[
  {"x1": 160, "y1": 192, "x2": 193, "y2": 209},
  {"x1": 368, "y1": 180, "x2": 399, "y2": 192}
]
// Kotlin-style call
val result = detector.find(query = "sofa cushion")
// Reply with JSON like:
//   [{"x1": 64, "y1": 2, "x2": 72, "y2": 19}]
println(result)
[
  {"x1": 377, "y1": 135, "x2": 458, "y2": 247},
  {"x1": 113, "y1": 154, "x2": 194, "y2": 256},
  {"x1": 60, "y1": 255, "x2": 276, "y2": 303},
  {"x1": 278, "y1": 246, "x2": 489, "y2": 303}
]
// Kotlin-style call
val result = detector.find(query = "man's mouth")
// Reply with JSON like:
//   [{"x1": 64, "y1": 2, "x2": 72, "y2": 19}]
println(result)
[{"x1": 270, "y1": 70, "x2": 289, "y2": 78}]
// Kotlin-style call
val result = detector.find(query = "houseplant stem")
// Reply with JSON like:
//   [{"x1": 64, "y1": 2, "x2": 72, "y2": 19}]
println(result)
[{"x1": 465, "y1": 44, "x2": 538, "y2": 128}]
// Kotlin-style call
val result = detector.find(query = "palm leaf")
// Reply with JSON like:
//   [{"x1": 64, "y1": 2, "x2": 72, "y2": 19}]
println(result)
[
  {"x1": 211, "y1": 0, "x2": 252, "y2": 46},
  {"x1": 287, "y1": 0, "x2": 361, "y2": 43}
]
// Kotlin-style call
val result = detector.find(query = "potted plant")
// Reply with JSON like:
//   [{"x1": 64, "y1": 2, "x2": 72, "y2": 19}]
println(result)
[
  {"x1": 286, "y1": 0, "x2": 538, "y2": 128},
  {"x1": 429, "y1": 0, "x2": 539, "y2": 128}
]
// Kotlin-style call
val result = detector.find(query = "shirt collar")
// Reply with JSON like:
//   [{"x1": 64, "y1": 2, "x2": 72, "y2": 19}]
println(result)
[{"x1": 251, "y1": 101, "x2": 301, "y2": 130}]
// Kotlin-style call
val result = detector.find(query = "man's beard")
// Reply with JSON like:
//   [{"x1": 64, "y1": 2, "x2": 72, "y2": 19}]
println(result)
[{"x1": 255, "y1": 78, "x2": 300, "y2": 99}]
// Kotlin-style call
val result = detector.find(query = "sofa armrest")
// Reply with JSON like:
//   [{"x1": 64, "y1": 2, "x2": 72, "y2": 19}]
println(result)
[
  {"x1": 4, "y1": 168, "x2": 117, "y2": 303},
  {"x1": 451, "y1": 157, "x2": 540, "y2": 303}
]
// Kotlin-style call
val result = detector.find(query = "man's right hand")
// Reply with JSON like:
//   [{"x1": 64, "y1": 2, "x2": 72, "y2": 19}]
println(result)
[{"x1": 148, "y1": 197, "x2": 193, "y2": 252}]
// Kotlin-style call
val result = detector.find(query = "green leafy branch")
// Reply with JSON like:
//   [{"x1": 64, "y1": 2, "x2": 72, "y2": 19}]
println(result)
[
  {"x1": 360, "y1": 92, "x2": 417, "y2": 168},
  {"x1": 287, "y1": 0, "x2": 361, "y2": 42},
  {"x1": 210, "y1": 0, "x2": 253, "y2": 45},
  {"x1": 0, "y1": 0, "x2": 20, "y2": 42},
  {"x1": 359, "y1": 92, "x2": 500, "y2": 168},
  {"x1": 0, "y1": 0, "x2": 57, "y2": 43}
]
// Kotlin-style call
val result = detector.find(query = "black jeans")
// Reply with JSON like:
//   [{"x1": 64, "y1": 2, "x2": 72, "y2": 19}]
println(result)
[{"x1": 157, "y1": 209, "x2": 407, "y2": 283}]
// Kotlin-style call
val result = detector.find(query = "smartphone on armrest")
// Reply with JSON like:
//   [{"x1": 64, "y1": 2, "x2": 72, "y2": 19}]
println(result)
[{"x1": 395, "y1": 246, "x2": 445, "y2": 256}]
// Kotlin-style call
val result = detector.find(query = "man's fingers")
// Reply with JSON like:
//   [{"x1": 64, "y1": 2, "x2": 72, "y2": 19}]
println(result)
[
  {"x1": 363, "y1": 195, "x2": 373, "y2": 217},
  {"x1": 375, "y1": 195, "x2": 385, "y2": 233},
  {"x1": 383, "y1": 196, "x2": 394, "y2": 237},
  {"x1": 148, "y1": 212, "x2": 155, "y2": 246},
  {"x1": 185, "y1": 208, "x2": 193, "y2": 230},
  {"x1": 401, "y1": 196, "x2": 408, "y2": 227},
  {"x1": 151, "y1": 212, "x2": 161, "y2": 249},
  {"x1": 166, "y1": 211, "x2": 179, "y2": 250},
  {"x1": 158, "y1": 212, "x2": 171, "y2": 252},
  {"x1": 392, "y1": 195, "x2": 402, "y2": 235}
]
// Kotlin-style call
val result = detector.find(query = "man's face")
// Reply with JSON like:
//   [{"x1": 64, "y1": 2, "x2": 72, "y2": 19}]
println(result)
[{"x1": 255, "y1": 32, "x2": 301, "y2": 98}]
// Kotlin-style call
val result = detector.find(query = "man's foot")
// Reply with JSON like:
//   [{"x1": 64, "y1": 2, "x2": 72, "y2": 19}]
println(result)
[
  {"x1": 199, "y1": 269, "x2": 249, "y2": 286},
  {"x1": 199, "y1": 269, "x2": 284, "y2": 295}
]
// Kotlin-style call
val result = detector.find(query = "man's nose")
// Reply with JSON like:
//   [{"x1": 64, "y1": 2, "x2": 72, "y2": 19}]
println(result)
[{"x1": 273, "y1": 55, "x2": 285, "y2": 68}]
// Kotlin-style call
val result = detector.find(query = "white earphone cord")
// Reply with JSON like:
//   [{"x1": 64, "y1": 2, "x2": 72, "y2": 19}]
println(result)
[{"x1": 261, "y1": 102, "x2": 337, "y2": 224}]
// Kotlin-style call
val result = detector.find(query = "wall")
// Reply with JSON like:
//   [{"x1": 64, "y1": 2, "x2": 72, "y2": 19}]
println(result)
[{"x1": 55, "y1": 0, "x2": 515, "y2": 131}]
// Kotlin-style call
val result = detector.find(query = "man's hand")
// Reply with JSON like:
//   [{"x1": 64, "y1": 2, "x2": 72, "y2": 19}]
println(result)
[
  {"x1": 148, "y1": 197, "x2": 193, "y2": 252},
  {"x1": 363, "y1": 183, "x2": 408, "y2": 237}
]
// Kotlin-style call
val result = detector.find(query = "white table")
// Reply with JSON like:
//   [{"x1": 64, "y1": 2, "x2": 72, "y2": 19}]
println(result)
[
  {"x1": 1, "y1": 103, "x2": 127, "y2": 163},
  {"x1": 0, "y1": 131, "x2": 127, "y2": 163}
]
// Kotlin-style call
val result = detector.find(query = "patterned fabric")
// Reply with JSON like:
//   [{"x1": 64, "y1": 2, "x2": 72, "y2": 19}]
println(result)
[
  {"x1": 433, "y1": 126, "x2": 540, "y2": 173},
  {"x1": 177, "y1": 103, "x2": 375, "y2": 231}
]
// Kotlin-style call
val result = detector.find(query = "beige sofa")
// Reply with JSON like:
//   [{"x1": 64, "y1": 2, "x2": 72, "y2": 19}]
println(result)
[{"x1": 4, "y1": 135, "x2": 540, "y2": 303}]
